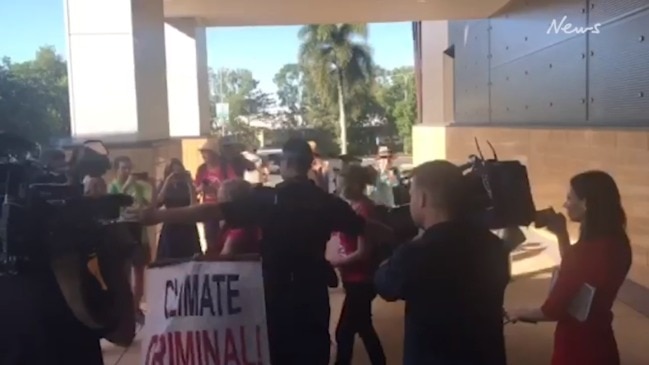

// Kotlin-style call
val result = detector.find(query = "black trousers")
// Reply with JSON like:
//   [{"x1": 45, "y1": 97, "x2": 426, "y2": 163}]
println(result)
[
  {"x1": 266, "y1": 283, "x2": 331, "y2": 365},
  {"x1": 335, "y1": 282, "x2": 386, "y2": 365}
]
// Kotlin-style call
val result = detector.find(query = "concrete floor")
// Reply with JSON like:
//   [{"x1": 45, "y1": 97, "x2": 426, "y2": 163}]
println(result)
[
  {"x1": 103, "y1": 228, "x2": 649, "y2": 365},
  {"x1": 102, "y1": 272, "x2": 649, "y2": 365}
]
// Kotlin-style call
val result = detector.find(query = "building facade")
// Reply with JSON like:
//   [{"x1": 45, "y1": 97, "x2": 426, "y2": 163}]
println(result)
[{"x1": 412, "y1": 0, "x2": 649, "y2": 307}]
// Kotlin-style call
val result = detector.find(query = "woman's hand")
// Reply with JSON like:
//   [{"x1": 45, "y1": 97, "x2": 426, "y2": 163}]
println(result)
[
  {"x1": 505, "y1": 308, "x2": 527, "y2": 323},
  {"x1": 505, "y1": 307, "x2": 540, "y2": 324},
  {"x1": 546, "y1": 212, "x2": 568, "y2": 237}
]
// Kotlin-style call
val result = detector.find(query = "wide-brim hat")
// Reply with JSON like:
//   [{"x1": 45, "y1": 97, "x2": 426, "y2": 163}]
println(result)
[
  {"x1": 377, "y1": 145, "x2": 393, "y2": 158},
  {"x1": 199, "y1": 138, "x2": 222, "y2": 154}
]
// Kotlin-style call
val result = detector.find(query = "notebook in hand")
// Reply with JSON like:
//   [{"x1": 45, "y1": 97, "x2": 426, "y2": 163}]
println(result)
[{"x1": 550, "y1": 268, "x2": 596, "y2": 322}]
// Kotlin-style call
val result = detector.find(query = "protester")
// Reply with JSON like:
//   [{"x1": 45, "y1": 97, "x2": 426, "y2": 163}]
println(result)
[
  {"x1": 368, "y1": 146, "x2": 399, "y2": 207},
  {"x1": 155, "y1": 159, "x2": 201, "y2": 260},
  {"x1": 328, "y1": 164, "x2": 386, "y2": 365},
  {"x1": 194, "y1": 138, "x2": 239, "y2": 249},
  {"x1": 506, "y1": 170, "x2": 631, "y2": 365},
  {"x1": 139, "y1": 138, "x2": 365, "y2": 365},
  {"x1": 203, "y1": 178, "x2": 261, "y2": 257},
  {"x1": 308, "y1": 140, "x2": 329, "y2": 191},
  {"x1": 374, "y1": 160, "x2": 509, "y2": 365},
  {"x1": 108, "y1": 155, "x2": 152, "y2": 325}
]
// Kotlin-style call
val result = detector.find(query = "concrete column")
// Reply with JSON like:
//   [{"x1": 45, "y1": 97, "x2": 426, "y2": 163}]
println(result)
[
  {"x1": 412, "y1": 21, "x2": 451, "y2": 165},
  {"x1": 165, "y1": 19, "x2": 211, "y2": 137},
  {"x1": 64, "y1": 0, "x2": 169, "y2": 141}
]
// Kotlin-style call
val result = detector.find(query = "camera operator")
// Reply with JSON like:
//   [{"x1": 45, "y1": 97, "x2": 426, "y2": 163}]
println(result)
[
  {"x1": 374, "y1": 160, "x2": 509, "y2": 365},
  {"x1": 140, "y1": 137, "x2": 365, "y2": 365},
  {"x1": 1, "y1": 151, "x2": 105, "y2": 364}
]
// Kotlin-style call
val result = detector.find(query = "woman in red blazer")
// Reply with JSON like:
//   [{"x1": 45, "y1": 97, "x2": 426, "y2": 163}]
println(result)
[{"x1": 507, "y1": 170, "x2": 632, "y2": 365}]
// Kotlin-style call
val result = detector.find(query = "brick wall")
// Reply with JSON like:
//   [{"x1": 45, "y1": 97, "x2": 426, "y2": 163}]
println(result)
[{"x1": 445, "y1": 126, "x2": 649, "y2": 284}]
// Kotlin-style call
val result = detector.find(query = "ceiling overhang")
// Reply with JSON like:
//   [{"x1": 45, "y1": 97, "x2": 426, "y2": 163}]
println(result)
[{"x1": 163, "y1": 0, "x2": 512, "y2": 26}]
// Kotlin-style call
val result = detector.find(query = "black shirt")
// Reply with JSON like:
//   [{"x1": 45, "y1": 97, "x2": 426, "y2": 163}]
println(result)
[
  {"x1": 221, "y1": 177, "x2": 363, "y2": 288},
  {"x1": 375, "y1": 220, "x2": 509, "y2": 365}
]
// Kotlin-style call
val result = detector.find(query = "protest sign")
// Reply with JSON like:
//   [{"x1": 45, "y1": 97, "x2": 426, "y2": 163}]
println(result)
[{"x1": 142, "y1": 260, "x2": 270, "y2": 365}]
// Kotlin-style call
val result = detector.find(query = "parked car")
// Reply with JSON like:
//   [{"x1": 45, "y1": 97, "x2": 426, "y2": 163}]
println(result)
[{"x1": 256, "y1": 148, "x2": 282, "y2": 174}]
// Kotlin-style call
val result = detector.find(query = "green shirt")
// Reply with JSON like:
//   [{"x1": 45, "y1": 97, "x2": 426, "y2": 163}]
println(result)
[
  {"x1": 108, "y1": 179, "x2": 151, "y2": 208},
  {"x1": 109, "y1": 179, "x2": 152, "y2": 244}
]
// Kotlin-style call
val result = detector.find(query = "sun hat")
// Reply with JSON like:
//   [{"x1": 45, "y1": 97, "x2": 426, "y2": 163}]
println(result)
[
  {"x1": 377, "y1": 145, "x2": 392, "y2": 158},
  {"x1": 199, "y1": 138, "x2": 222, "y2": 154}
]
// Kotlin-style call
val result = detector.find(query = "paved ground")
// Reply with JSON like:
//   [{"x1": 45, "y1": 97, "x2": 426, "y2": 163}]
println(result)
[
  {"x1": 103, "y1": 277, "x2": 649, "y2": 365},
  {"x1": 103, "y1": 229, "x2": 649, "y2": 365}
]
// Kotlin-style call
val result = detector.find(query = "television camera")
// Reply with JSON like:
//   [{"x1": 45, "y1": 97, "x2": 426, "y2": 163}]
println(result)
[
  {"x1": 373, "y1": 138, "x2": 539, "y2": 256},
  {"x1": 0, "y1": 132, "x2": 139, "y2": 345}
]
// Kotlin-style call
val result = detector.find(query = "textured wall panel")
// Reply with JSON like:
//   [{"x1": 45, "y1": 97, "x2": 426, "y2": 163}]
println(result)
[
  {"x1": 589, "y1": 0, "x2": 649, "y2": 25},
  {"x1": 452, "y1": 20, "x2": 491, "y2": 123},
  {"x1": 491, "y1": 36, "x2": 587, "y2": 123},
  {"x1": 490, "y1": 0, "x2": 587, "y2": 67},
  {"x1": 589, "y1": 9, "x2": 649, "y2": 123}
]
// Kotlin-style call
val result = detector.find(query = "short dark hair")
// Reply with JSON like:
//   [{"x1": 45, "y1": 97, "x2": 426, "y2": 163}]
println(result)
[
  {"x1": 411, "y1": 160, "x2": 467, "y2": 216},
  {"x1": 113, "y1": 156, "x2": 132, "y2": 170},
  {"x1": 282, "y1": 138, "x2": 313, "y2": 174}
]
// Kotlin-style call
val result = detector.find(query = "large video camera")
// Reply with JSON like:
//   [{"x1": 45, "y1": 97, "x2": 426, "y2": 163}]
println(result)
[
  {"x1": 0, "y1": 132, "x2": 138, "y2": 345},
  {"x1": 459, "y1": 139, "x2": 536, "y2": 230},
  {"x1": 377, "y1": 139, "x2": 537, "y2": 250}
]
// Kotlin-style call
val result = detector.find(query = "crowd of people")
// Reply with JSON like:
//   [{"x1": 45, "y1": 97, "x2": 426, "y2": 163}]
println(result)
[{"x1": 35, "y1": 137, "x2": 634, "y2": 365}]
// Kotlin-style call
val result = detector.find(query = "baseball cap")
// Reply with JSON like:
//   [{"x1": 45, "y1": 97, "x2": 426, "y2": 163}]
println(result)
[{"x1": 282, "y1": 138, "x2": 314, "y2": 164}]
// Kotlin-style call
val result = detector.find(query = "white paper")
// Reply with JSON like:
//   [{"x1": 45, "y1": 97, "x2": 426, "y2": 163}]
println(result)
[
  {"x1": 550, "y1": 269, "x2": 596, "y2": 322},
  {"x1": 142, "y1": 261, "x2": 271, "y2": 365}
]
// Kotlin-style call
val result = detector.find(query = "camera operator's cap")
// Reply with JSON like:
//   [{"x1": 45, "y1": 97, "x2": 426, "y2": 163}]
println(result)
[
  {"x1": 282, "y1": 138, "x2": 314, "y2": 162},
  {"x1": 199, "y1": 138, "x2": 221, "y2": 153},
  {"x1": 341, "y1": 164, "x2": 374, "y2": 185},
  {"x1": 377, "y1": 146, "x2": 392, "y2": 158}
]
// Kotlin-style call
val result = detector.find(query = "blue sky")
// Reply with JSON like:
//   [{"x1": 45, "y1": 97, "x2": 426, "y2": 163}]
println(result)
[{"x1": 0, "y1": 0, "x2": 414, "y2": 93}]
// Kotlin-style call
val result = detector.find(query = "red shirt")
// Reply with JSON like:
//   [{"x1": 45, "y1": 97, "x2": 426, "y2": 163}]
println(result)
[
  {"x1": 194, "y1": 164, "x2": 237, "y2": 203},
  {"x1": 336, "y1": 197, "x2": 375, "y2": 283},
  {"x1": 205, "y1": 227, "x2": 261, "y2": 258},
  {"x1": 541, "y1": 237, "x2": 631, "y2": 365}
]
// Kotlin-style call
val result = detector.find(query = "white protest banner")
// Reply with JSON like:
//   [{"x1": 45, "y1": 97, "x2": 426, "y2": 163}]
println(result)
[{"x1": 142, "y1": 260, "x2": 271, "y2": 365}]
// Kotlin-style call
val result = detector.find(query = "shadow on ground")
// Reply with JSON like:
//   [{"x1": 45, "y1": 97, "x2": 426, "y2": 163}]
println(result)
[{"x1": 103, "y1": 272, "x2": 649, "y2": 365}]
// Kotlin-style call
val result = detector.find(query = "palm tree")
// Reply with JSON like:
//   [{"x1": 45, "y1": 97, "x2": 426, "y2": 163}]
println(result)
[{"x1": 298, "y1": 24, "x2": 374, "y2": 154}]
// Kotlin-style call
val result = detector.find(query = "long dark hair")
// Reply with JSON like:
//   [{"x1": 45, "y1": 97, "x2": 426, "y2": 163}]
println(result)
[
  {"x1": 570, "y1": 171, "x2": 629, "y2": 245},
  {"x1": 163, "y1": 158, "x2": 185, "y2": 180}
]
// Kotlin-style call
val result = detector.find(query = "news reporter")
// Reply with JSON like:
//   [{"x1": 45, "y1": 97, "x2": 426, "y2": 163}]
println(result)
[
  {"x1": 374, "y1": 160, "x2": 509, "y2": 365},
  {"x1": 506, "y1": 171, "x2": 631, "y2": 365}
]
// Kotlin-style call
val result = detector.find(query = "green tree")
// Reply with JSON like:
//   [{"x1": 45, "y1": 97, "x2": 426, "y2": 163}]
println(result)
[
  {"x1": 208, "y1": 67, "x2": 273, "y2": 122},
  {"x1": 273, "y1": 63, "x2": 305, "y2": 113},
  {"x1": 273, "y1": 63, "x2": 309, "y2": 128},
  {"x1": 0, "y1": 46, "x2": 70, "y2": 143},
  {"x1": 375, "y1": 66, "x2": 416, "y2": 152},
  {"x1": 208, "y1": 67, "x2": 273, "y2": 142},
  {"x1": 298, "y1": 24, "x2": 374, "y2": 154}
]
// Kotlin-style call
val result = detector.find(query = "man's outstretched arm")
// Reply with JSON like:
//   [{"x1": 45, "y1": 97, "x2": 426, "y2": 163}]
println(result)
[{"x1": 143, "y1": 203, "x2": 222, "y2": 225}]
